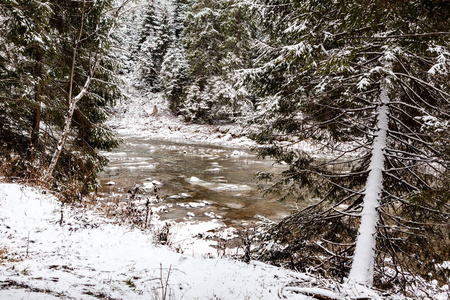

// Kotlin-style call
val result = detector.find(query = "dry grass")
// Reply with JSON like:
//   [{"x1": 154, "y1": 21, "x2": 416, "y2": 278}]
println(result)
[
  {"x1": 0, "y1": 247, "x2": 7, "y2": 263},
  {"x1": 0, "y1": 247, "x2": 22, "y2": 264}
]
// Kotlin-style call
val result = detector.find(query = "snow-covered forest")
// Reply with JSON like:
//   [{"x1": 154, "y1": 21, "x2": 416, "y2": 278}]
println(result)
[{"x1": 0, "y1": 0, "x2": 449, "y2": 299}]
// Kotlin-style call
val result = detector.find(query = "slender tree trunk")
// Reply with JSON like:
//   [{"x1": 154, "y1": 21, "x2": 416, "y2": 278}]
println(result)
[
  {"x1": 43, "y1": 77, "x2": 91, "y2": 180},
  {"x1": 31, "y1": 51, "x2": 43, "y2": 152},
  {"x1": 348, "y1": 83, "x2": 390, "y2": 285},
  {"x1": 31, "y1": 84, "x2": 41, "y2": 149}
]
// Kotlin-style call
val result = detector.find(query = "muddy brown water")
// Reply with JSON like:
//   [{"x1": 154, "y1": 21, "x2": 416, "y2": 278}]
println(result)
[{"x1": 99, "y1": 136, "x2": 300, "y2": 227}]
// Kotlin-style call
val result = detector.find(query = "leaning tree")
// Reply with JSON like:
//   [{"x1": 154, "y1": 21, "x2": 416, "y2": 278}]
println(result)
[{"x1": 244, "y1": 0, "x2": 449, "y2": 292}]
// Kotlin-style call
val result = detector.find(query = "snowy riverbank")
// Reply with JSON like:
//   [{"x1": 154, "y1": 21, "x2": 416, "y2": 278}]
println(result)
[
  {"x1": 109, "y1": 82, "x2": 256, "y2": 148},
  {"x1": 0, "y1": 182, "x2": 388, "y2": 300}
]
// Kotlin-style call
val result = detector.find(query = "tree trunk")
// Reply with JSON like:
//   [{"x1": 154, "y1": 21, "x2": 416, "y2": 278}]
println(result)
[
  {"x1": 348, "y1": 84, "x2": 390, "y2": 285},
  {"x1": 31, "y1": 84, "x2": 41, "y2": 150},
  {"x1": 43, "y1": 77, "x2": 91, "y2": 180},
  {"x1": 31, "y1": 50, "x2": 43, "y2": 152}
]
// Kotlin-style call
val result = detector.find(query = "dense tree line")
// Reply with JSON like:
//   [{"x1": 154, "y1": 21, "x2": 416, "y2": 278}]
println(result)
[
  {"x1": 0, "y1": 0, "x2": 122, "y2": 195},
  {"x1": 138, "y1": 0, "x2": 255, "y2": 123}
]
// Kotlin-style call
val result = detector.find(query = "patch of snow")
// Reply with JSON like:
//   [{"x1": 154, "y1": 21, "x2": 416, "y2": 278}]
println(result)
[
  {"x1": 189, "y1": 176, "x2": 201, "y2": 182},
  {"x1": 188, "y1": 176, "x2": 252, "y2": 192},
  {"x1": 205, "y1": 211, "x2": 223, "y2": 219},
  {"x1": 169, "y1": 192, "x2": 192, "y2": 199},
  {"x1": 177, "y1": 201, "x2": 209, "y2": 208}
]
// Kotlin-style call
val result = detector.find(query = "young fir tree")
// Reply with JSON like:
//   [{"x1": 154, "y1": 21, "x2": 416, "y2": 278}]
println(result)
[{"x1": 245, "y1": 0, "x2": 449, "y2": 292}]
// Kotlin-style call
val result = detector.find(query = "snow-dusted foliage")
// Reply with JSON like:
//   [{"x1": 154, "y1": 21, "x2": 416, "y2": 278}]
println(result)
[
  {"x1": 137, "y1": 1, "x2": 172, "y2": 89},
  {"x1": 160, "y1": 42, "x2": 188, "y2": 111},
  {"x1": 110, "y1": 0, "x2": 146, "y2": 73},
  {"x1": 245, "y1": 0, "x2": 450, "y2": 294},
  {"x1": 166, "y1": 0, "x2": 254, "y2": 123},
  {"x1": 126, "y1": 0, "x2": 255, "y2": 123},
  {"x1": 0, "y1": 0, "x2": 121, "y2": 194}
]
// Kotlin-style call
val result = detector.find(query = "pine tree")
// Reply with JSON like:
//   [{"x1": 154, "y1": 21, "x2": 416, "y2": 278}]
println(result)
[{"x1": 246, "y1": 0, "x2": 449, "y2": 291}]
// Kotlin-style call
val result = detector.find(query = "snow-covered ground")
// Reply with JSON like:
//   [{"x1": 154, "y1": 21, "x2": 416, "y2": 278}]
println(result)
[
  {"x1": 0, "y1": 182, "x2": 387, "y2": 300},
  {"x1": 0, "y1": 183, "x2": 298, "y2": 299}
]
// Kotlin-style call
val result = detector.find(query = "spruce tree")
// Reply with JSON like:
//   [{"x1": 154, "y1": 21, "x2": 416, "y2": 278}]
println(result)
[
  {"x1": 172, "y1": 0, "x2": 188, "y2": 39},
  {"x1": 0, "y1": 0, "x2": 55, "y2": 175},
  {"x1": 160, "y1": 42, "x2": 188, "y2": 112},
  {"x1": 139, "y1": 1, "x2": 172, "y2": 90},
  {"x1": 246, "y1": 0, "x2": 449, "y2": 291}
]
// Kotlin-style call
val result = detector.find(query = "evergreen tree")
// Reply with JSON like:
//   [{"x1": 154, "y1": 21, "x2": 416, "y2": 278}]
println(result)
[
  {"x1": 138, "y1": 1, "x2": 172, "y2": 90},
  {"x1": 158, "y1": 0, "x2": 190, "y2": 111},
  {"x1": 0, "y1": 0, "x2": 121, "y2": 195},
  {"x1": 176, "y1": 0, "x2": 254, "y2": 122},
  {"x1": 46, "y1": 0, "x2": 121, "y2": 193},
  {"x1": 0, "y1": 0, "x2": 54, "y2": 166},
  {"x1": 111, "y1": 0, "x2": 146, "y2": 74},
  {"x1": 160, "y1": 41, "x2": 188, "y2": 112},
  {"x1": 172, "y1": 0, "x2": 188, "y2": 39},
  {"x1": 246, "y1": 0, "x2": 449, "y2": 291}
]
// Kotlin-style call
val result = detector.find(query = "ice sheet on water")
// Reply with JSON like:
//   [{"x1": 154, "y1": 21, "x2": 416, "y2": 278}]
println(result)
[
  {"x1": 176, "y1": 201, "x2": 210, "y2": 208},
  {"x1": 205, "y1": 167, "x2": 222, "y2": 172},
  {"x1": 188, "y1": 176, "x2": 251, "y2": 192}
]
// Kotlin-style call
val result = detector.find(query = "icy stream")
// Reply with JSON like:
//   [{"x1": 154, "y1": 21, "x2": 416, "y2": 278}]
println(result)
[{"x1": 99, "y1": 135, "x2": 296, "y2": 227}]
